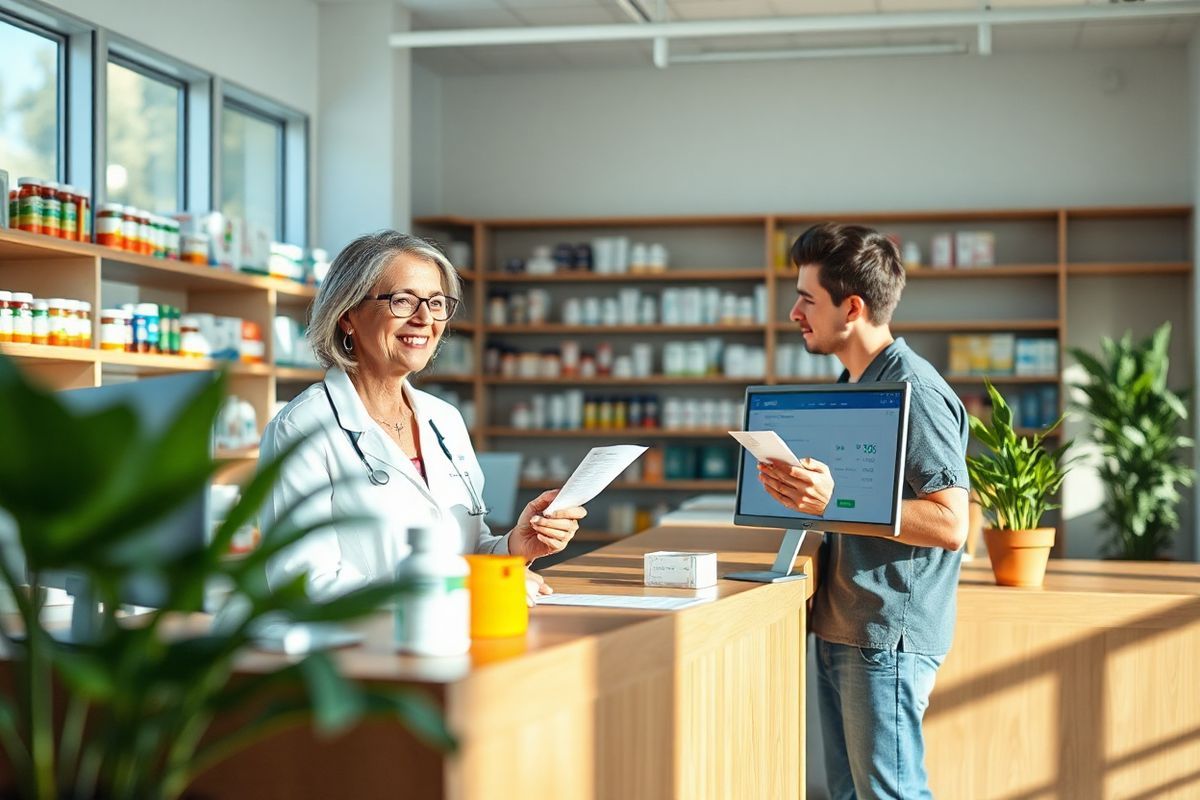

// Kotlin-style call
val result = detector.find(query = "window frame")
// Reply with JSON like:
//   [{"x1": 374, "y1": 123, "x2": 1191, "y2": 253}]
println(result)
[
  {"x1": 104, "y1": 51, "x2": 188, "y2": 213},
  {"x1": 0, "y1": 7, "x2": 68, "y2": 182},
  {"x1": 221, "y1": 97, "x2": 287, "y2": 242},
  {"x1": 0, "y1": 0, "x2": 310, "y2": 247}
]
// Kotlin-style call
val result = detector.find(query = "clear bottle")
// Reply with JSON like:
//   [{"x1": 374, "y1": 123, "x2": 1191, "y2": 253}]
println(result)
[{"x1": 394, "y1": 525, "x2": 470, "y2": 657}]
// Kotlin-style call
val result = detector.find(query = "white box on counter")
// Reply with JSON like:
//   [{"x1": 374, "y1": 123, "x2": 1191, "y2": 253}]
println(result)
[{"x1": 644, "y1": 551, "x2": 718, "y2": 589}]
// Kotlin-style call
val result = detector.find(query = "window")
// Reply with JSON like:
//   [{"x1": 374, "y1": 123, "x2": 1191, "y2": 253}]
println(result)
[
  {"x1": 0, "y1": 16, "x2": 61, "y2": 181},
  {"x1": 221, "y1": 103, "x2": 283, "y2": 239},
  {"x1": 106, "y1": 59, "x2": 182, "y2": 213}
]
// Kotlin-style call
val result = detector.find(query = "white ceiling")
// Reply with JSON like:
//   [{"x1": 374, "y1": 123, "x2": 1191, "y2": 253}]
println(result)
[{"x1": 395, "y1": 0, "x2": 1197, "y2": 74}]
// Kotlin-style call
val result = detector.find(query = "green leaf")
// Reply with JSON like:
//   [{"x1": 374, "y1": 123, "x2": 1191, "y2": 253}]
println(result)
[{"x1": 299, "y1": 653, "x2": 365, "y2": 736}]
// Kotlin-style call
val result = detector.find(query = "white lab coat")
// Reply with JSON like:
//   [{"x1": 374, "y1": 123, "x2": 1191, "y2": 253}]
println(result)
[{"x1": 259, "y1": 367, "x2": 508, "y2": 600}]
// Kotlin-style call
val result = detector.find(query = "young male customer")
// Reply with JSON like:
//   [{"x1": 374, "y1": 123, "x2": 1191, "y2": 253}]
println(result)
[{"x1": 756, "y1": 223, "x2": 969, "y2": 800}]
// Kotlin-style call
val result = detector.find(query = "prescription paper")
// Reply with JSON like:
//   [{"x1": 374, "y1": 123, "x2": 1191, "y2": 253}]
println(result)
[
  {"x1": 545, "y1": 445, "x2": 647, "y2": 513},
  {"x1": 728, "y1": 430, "x2": 802, "y2": 467}
]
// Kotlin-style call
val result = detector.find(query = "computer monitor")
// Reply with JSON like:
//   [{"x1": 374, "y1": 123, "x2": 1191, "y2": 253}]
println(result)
[
  {"x1": 46, "y1": 372, "x2": 218, "y2": 639},
  {"x1": 477, "y1": 452, "x2": 522, "y2": 529},
  {"x1": 728, "y1": 382, "x2": 910, "y2": 583}
]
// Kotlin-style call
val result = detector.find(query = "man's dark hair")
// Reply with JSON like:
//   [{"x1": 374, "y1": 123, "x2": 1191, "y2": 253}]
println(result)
[{"x1": 789, "y1": 223, "x2": 906, "y2": 325}]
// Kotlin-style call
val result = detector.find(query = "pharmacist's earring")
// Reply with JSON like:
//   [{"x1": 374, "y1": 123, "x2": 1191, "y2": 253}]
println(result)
[{"x1": 343, "y1": 332, "x2": 354, "y2": 352}]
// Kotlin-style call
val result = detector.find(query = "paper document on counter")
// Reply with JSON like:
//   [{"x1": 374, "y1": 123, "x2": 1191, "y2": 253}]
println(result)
[
  {"x1": 536, "y1": 593, "x2": 708, "y2": 611},
  {"x1": 544, "y1": 445, "x2": 648, "y2": 513},
  {"x1": 728, "y1": 431, "x2": 802, "y2": 467}
]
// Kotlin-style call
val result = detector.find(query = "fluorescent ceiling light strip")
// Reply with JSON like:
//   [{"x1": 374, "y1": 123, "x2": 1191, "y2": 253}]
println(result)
[
  {"x1": 669, "y1": 43, "x2": 968, "y2": 64},
  {"x1": 390, "y1": 2, "x2": 1200, "y2": 49}
]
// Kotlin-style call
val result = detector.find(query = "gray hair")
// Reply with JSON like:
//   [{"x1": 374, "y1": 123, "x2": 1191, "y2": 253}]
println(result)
[{"x1": 309, "y1": 230, "x2": 463, "y2": 373}]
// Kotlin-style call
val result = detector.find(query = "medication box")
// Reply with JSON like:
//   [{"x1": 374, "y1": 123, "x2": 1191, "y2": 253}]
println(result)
[{"x1": 644, "y1": 551, "x2": 718, "y2": 589}]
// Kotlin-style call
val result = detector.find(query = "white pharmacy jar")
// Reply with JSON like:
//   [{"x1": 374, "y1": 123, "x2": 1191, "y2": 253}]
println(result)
[{"x1": 394, "y1": 525, "x2": 471, "y2": 656}]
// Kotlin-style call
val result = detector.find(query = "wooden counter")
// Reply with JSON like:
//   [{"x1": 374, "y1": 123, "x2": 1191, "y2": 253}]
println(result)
[
  {"x1": 926, "y1": 557, "x2": 1200, "y2": 800},
  {"x1": 191, "y1": 525, "x2": 818, "y2": 799}
]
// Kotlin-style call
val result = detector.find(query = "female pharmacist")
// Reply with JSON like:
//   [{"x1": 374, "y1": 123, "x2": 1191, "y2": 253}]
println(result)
[{"x1": 259, "y1": 231, "x2": 586, "y2": 602}]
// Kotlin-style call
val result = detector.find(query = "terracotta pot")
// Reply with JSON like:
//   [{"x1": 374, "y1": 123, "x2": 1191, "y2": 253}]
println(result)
[{"x1": 983, "y1": 527, "x2": 1056, "y2": 587}]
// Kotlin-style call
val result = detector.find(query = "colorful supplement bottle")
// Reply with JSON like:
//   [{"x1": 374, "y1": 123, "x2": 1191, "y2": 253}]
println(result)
[
  {"x1": 59, "y1": 185, "x2": 79, "y2": 241},
  {"x1": 0, "y1": 291, "x2": 12, "y2": 343},
  {"x1": 47, "y1": 300, "x2": 69, "y2": 347},
  {"x1": 15, "y1": 179, "x2": 42, "y2": 234},
  {"x1": 100, "y1": 309, "x2": 126, "y2": 351},
  {"x1": 121, "y1": 207, "x2": 139, "y2": 253},
  {"x1": 40, "y1": 182, "x2": 61, "y2": 238},
  {"x1": 96, "y1": 204, "x2": 124, "y2": 249},
  {"x1": 10, "y1": 292, "x2": 33, "y2": 344},
  {"x1": 76, "y1": 187, "x2": 91, "y2": 242},
  {"x1": 30, "y1": 300, "x2": 48, "y2": 345}
]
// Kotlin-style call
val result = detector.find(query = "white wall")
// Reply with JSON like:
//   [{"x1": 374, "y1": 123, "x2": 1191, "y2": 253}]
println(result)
[
  {"x1": 46, "y1": 0, "x2": 318, "y2": 115},
  {"x1": 317, "y1": 2, "x2": 412, "y2": 254},
  {"x1": 422, "y1": 47, "x2": 1188, "y2": 217}
]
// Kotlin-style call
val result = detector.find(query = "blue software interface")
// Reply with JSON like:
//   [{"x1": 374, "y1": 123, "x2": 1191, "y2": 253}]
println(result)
[{"x1": 738, "y1": 389, "x2": 904, "y2": 524}]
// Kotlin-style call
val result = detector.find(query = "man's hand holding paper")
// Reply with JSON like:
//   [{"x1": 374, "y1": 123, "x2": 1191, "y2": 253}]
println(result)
[{"x1": 729, "y1": 430, "x2": 835, "y2": 516}]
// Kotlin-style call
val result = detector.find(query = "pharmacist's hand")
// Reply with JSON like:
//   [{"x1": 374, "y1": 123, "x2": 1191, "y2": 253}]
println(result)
[
  {"x1": 758, "y1": 458, "x2": 834, "y2": 516},
  {"x1": 508, "y1": 490, "x2": 587, "y2": 561},
  {"x1": 525, "y1": 568, "x2": 553, "y2": 607}
]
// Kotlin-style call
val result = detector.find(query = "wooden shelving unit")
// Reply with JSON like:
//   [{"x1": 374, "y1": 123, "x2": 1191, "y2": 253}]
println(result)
[
  {"x1": 416, "y1": 204, "x2": 1193, "y2": 552},
  {"x1": 0, "y1": 228, "x2": 322, "y2": 465}
]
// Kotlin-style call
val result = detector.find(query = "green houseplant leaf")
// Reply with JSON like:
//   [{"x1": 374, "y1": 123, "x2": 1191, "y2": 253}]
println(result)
[
  {"x1": 0, "y1": 355, "x2": 456, "y2": 800},
  {"x1": 966, "y1": 381, "x2": 1073, "y2": 533},
  {"x1": 1069, "y1": 322, "x2": 1196, "y2": 560}
]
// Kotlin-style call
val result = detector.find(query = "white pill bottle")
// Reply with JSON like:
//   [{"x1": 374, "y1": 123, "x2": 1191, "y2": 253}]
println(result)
[{"x1": 394, "y1": 525, "x2": 471, "y2": 656}]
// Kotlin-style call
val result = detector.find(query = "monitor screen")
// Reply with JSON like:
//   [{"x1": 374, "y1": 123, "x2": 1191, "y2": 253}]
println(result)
[
  {"x1": 734, "y1": 382, "x2": 910, "y2": 536},
  {"x1": 476, "y1": 452, "x2": 522, "y2": 529}
]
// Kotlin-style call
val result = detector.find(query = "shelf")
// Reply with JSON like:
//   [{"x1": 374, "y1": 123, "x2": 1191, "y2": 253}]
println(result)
[
  {"x1": 100, "y1": 351, "x2": 272, "y2": 376},
  {"x1": 1065, "y1": 206, "x2": 1192, "y2": 219},
  {"x1": 449, "y1": 322, "x2": 477, "y2": 335},
  {"x1": 946, "y1": 375, "x2": 1060, "y2": 385},
  {"x1": 0, "y1": 343, "x2": 274, "y2": 377},
  {"x1": 274, "y1": 366, "x2": 324, "y2": 382},
  {"x1": 486, "y1": 427, "x2": 730, "y2": 439},
  {"x1": 484, "y1": 375, "x2": 760, "y2": 386},
  {"x1": 488, "y1": 324, "x2": 766, "y2": 335},
  {"x1": 486, "y1": 269, "x2": 765, "y2": 284},
  {"x1": 1067, "y1": 262, "x2": 1191, "y2": 276},
  {"x1": 520, "y1": 479, "x2": 737, "y2": 492},
  {"x1": 0, "y1": 229, "x2": 318, "y2": 297},
  {"x1": 905, "y1": 265, "x2": 1060, "y2": 279},
  {"x1": 888, "y1": 320, "x2": 1061, "y2": 333},
  {"x1": 476, "y1": 214, "x2": 767, "y2": 229},
  {"x1": 0, "y1": 342, "x2": 100, "y2": 364},
  {"x1": 776, "y1": 208, "x2": 1062, "y2": 224}
]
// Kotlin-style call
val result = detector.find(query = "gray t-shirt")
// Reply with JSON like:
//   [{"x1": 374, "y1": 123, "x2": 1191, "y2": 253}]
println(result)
[{"x1": 809, "y1": 338, "x2": 969, "y2": 656}]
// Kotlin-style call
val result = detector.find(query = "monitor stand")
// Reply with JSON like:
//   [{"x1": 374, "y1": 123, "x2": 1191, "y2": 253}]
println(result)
[{"x1": 725, "y1": 529, "x2": 811, "y2": 584}]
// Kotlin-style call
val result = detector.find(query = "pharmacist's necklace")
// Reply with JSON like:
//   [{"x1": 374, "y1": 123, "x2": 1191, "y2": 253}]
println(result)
[{"x1": 373, "y1": 415, "x2": 406, "y2": 437}]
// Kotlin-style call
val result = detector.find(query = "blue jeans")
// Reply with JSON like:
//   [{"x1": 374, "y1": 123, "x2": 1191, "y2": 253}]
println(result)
[{"x1": 815, "y1": 637, "x2": 945, "y2": 800}]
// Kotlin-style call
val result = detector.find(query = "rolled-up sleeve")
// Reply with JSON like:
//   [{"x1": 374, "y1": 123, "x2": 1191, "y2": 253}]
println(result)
[{"x1": 904, "y1": 385, "x2": 970, "y2": 498}]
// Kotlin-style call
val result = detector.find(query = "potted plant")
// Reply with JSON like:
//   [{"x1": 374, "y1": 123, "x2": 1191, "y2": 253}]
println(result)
[
  {"x1": 966, "y1": 381, "x2": 1072, "y2": 587},
  {"x1": 1070, "y1": 322, "x2": 1195, "y2": 560},
  {"x1": 0, "y1": 357, "x2": 454, "y2": 800}
]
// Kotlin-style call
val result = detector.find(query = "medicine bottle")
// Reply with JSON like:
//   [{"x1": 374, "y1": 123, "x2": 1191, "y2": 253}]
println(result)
[
  {"x1": 15, "y1": 179, "x2": 42, "y2": 234},
  {"x1": 10, "y1": 293, "x2": 33, "y2": 344},
  {"x1": 40, "y1": 182, "x2": 61, "y2": 238},
  {"x1": 55, "y1": 184, "x2": 75, "y2": 240},
  {"x1": 394, "y1": 525, "x2": 470, "y2": 657},
  {"x1": 100, "y1": 309, "x2": 127, "y2": 351},
  {"x1": 47, "y1": 300, "x2": 69, "y2": 347},
  {"x1": 30, "y1": 300, "x2": 48, "y2": 345},
  {"x1": 96, "y1": 204, "x2": 124, "y2": 249}
]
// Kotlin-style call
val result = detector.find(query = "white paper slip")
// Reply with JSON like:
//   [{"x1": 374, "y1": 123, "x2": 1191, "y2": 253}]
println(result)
[
  {"x1": 536, "y1": 593, "x2": 709, "y2": 611},
  {"x1": 544, "y1": 445, "x2": 648, "y2": 513},
  {"x1": 728, "y1": 430, "x2": 802, "y2": 467}
]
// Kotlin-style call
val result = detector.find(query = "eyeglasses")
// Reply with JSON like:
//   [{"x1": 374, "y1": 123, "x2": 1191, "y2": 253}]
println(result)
[{"x1": 368, "y1": 291, "x2": 460, "y2": 321}]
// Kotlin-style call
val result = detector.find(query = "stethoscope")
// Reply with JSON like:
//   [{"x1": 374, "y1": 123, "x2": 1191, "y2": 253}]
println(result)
[{"x1": 322, "y1": 382, "x2": 489, "y2": 517}]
